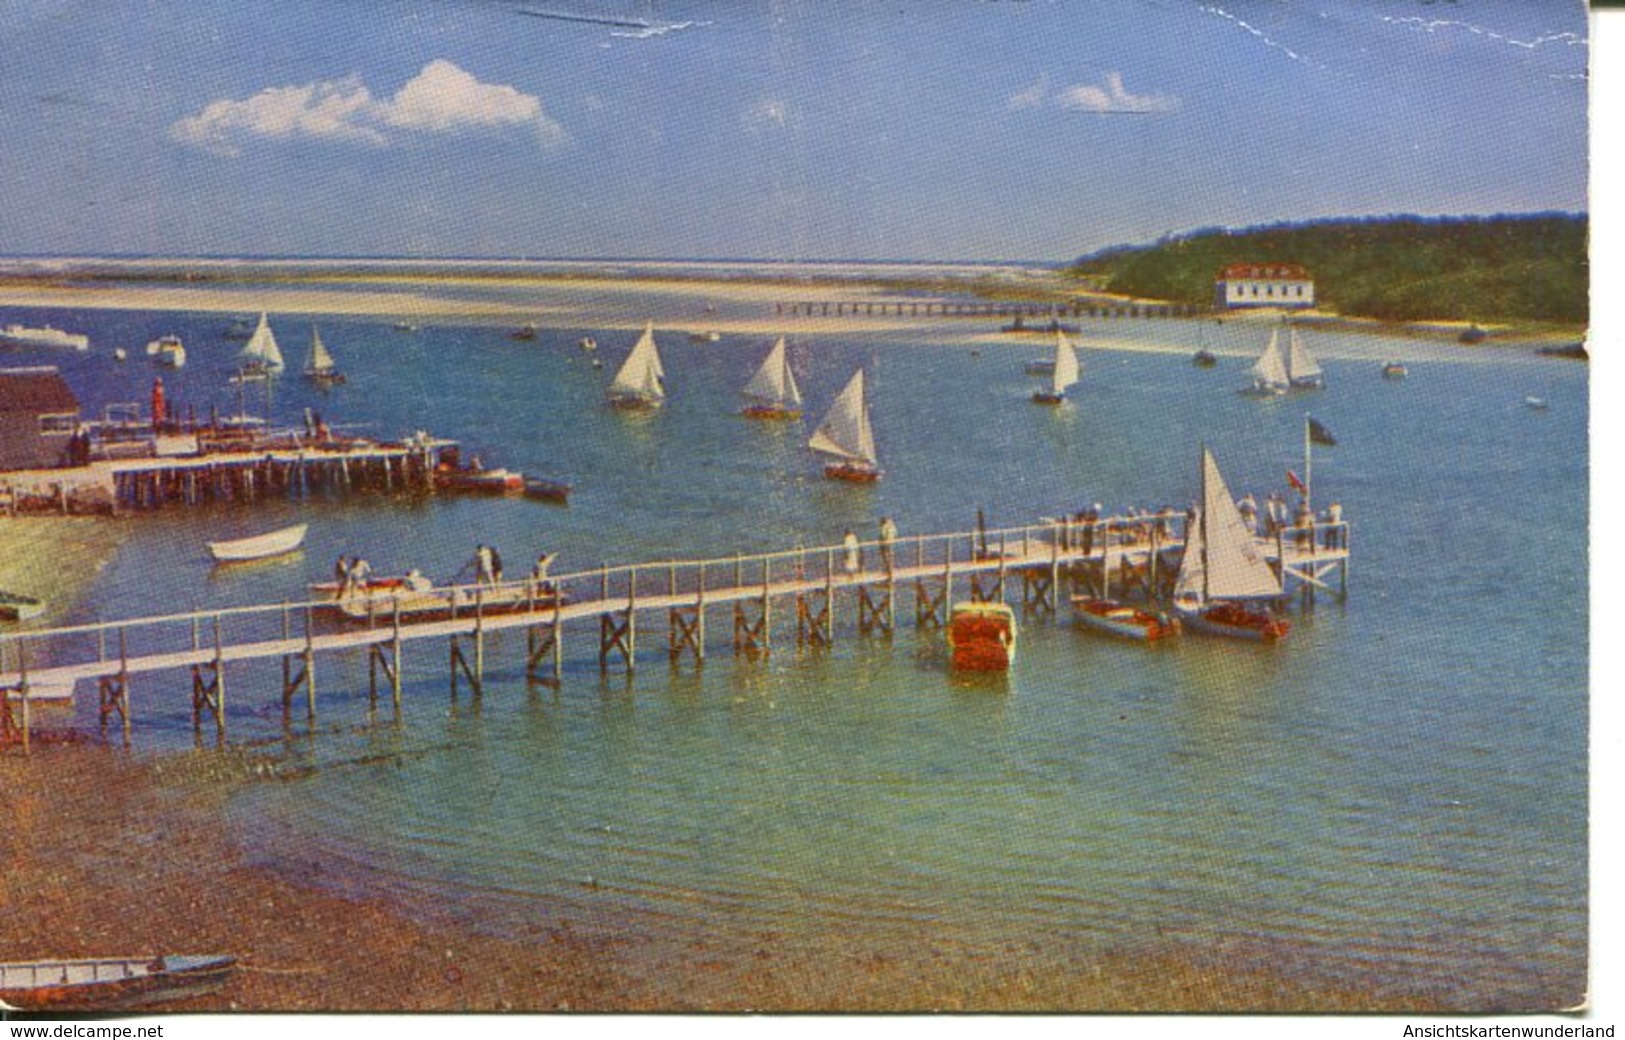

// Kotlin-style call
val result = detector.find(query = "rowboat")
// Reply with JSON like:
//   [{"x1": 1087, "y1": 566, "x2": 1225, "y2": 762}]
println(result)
[
  {"x1": 0, "y1": 955, "x2": 236, "y2": 1012},
  {"x1": 523, "y1": 477, "x2": 573, "y2": 503},
  {"x1": 329, "y1": 582, "x2": 565, "y2": 623},
  {"x1": 0, "y1": 590, "x2": 45, "y2": 622},
  {"x1": 1070, "y1": 596, "x2": 1179, "y2": 642},
  {"x1": 947, "y1": 601, "x2": 1017, "y2": 671},
  {"x1": 434, "y1": 467, "x2": 525, "y2": 493},
  {"x1": 206, "y1": 523, "x2": 308, "y2": 563}
]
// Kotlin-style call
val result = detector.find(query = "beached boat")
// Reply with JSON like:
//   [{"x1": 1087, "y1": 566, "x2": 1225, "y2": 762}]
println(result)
[
  {"x1": 1172, "y1": 448, "x2": 1289, "y2": 641},
  {"x1": 1031, "y1": 330, "x2": 1080, "y2": 405},
  {"x1": 0, "y1": 955, "x2": 236, "y2": 1012},
  {"x1": 1382, "y1": 360, "x2": 1408, "y2": 379},
  {"x1": 809, "y1": 368, "x2": 880, "y2": 482},
  {"x1": 1070, "y1": 595, "x2": 1179, "y2": 642},
  {"x1": 435, "y1": 466, "x2": 525, "y2": 493},
  {"x1": 523, "y1": 477, "x2": 573, "y2": 503},
  {"x1": 608, "y1": 322, "x2": 666, "y2": 410},
  {"x1": 236, "y1": 312, "x2": 285, "y2": 380},
  {"x1": 206, "y1": 523, "x2": 308, "y2": 563},
  {"x1": 740, "y1": 336, "x2": 803, "y2": 420},
  {"x1": 947, "y1": 601, "x2": 1017, "y2": 671},
  {"x1": 1242, "y1": 329, "x2": 1289, "y2": 396},
  {"x1": 510, "y1": 323, "x2": 538, "y2": 341},
  {"x1": 302, "y1": 325, "x2": 346, "y2": 386},
  {"x1": 0, "y1": 323, "x2": 89, "y2": 351},
  {"x1": 145, "y1": 334, "x2": 186, "y2": 367},
  {"x1": 0, "y1": 590, "x2": 45, "y2": 622}
]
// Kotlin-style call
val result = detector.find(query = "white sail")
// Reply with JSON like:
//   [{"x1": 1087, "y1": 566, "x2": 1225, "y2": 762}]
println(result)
[
  {"x1": 610, "y1": 322, "x2": 665, "y2": 400},
  {"x1": 809, "y1": 368, "x2": 876, "y2": 465},
  {"x1": 743, "y1": 336, "x2": 802, "y2": 406},
  {"x1": 1175, "y1": 448, "x2": 1282, "y2": 604},
  {"x1": 1285, "y1": 328, "x2": 1322, "y2": 384},
  {"x1": 240, "y1": 312, "x2": 285, "y2": 371},
  {"x1": 1051, "y1": 331, "x2": 1080, "y2": 396},
  {"x1": 1249, "y1": 329, "x2": 1288, "y2": 388},
  {"x1": 304, "y1": 326, "x2": 336, "y2": 375}
]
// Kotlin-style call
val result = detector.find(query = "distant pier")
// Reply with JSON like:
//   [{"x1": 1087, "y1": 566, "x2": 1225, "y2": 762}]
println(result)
[
  {"x1": 1, "y1": 513, "x2": 1350, "y2": 752},
  {"x1": 773, "y1": 300, "x2": 1202, "y2": 320}
]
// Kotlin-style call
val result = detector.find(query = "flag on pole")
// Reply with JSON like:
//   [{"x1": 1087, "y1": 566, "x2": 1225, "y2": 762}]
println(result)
[
  {"x1": 1308, "y1": 417, "x2": 1337, "y2": 446},
  {"x1": 1287, "y1": 470, "x2": 1307, "y2": 494}
]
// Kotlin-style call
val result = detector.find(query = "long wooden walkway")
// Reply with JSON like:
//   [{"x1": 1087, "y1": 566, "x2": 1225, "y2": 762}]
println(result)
[{"x1": 0, "y1": 514, "x2": 1349, "y2": 750}]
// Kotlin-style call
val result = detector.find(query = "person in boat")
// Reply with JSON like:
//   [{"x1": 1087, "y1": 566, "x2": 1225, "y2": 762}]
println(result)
[
  {"x1": 843, "y1": 529, "x2": 861, "y2": 575},
  {"x1": 346, "y1": 557, "x2": 373, "y2": 597},
  {"x1": 469, "y1": 454, "x2": 485, "y2": 473},
  {"x1": 878, "y1": 517, "x2": 897, "y2": 572},
  {"x1": 532, "y1": 552, "x2": 558, "y2": 594},
  {"x1": 404, "y1": 568, "x2": 432, "y2": 592},
  {"x1": 333, "y1": 554, "x2": 350, "y2": 597}
]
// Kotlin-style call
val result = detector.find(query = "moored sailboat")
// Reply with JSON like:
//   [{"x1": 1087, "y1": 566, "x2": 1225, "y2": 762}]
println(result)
[
  {"x1": 607, "y1": 322, "x2": 666, "y2": 410},
  {"x1": 740, "y1": 336, "x2": 803, "y2": 420},
  {"x1": 1242, "y1": 329, "x2": 1289, "y2": 396},
  {"x1": 809, "y1": 368, "x2": 880, "y2": 482},
  {"x1": 235, "y1": 312, "x2": 285, "y2": 382},
  {"x1": 1172, "y1": 447, "x2": 1289, "y2": 641},
  {"x1": 302, "y1": 325, "x2": 346, "y2": 386},
  {"x1": 1031, "y1": 330, "x2": 1080, "y2": 405},
  {"x1": 1284, "y1": 326, "x2": 1324, "y2": 389}
]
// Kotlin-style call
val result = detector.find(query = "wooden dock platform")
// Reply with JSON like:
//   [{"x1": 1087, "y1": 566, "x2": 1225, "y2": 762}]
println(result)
[{"x1": 0, "y1": 513, "x2": 1349, "y2": 751}]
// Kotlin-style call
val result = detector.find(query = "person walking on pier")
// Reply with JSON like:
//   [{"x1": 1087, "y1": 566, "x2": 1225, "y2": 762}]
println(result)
[
  {"x1": 532, "y1": 551, "x2": 558, "y2": 593},
  {"x1": 878, "y1": 516, "x2": 898, "y2": 573},
  {"x1": 843, "y1": 529, "x2": 861, "y2": 575}
]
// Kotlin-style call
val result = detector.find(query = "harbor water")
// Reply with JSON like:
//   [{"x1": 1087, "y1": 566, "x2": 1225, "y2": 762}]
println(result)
[{"x1": 4, "y1": 288, "x2": 1587, "y2": 1006}]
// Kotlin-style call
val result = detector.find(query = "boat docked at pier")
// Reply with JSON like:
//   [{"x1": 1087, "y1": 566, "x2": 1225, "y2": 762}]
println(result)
[
  {"x1": 1069, "y1": 596, "x2": 1179, "y2": 642},
  {"x1": 1031, "y1": 329, "x2": 1080, "y2": 405},
  {"x1": 607, "y1": 322, "x2": 666, "y2": 410},
  {"x1": 1, "y1": 323, "x2": 89, "y2": 351},
  {"x1": 1172, "y1": 448, "x2": 1289, "y2": 641},
  {"x1": 0, "y1": 955, "x2": 237, "y2": 1012},
  {"x1": 947, "y1": 601, "x2": 1017, "y2": 671},
  {"x1": 740, "y1": 336, "x2": 803, "y2": 420},
  {"x1": 809, "y1": 368, "x2": 880, "y2": 482},
  {"x1": 326, "y1": 579, "x2": 565, "y2": 623}
]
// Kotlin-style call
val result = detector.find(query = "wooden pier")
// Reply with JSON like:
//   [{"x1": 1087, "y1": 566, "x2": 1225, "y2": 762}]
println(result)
[{"x1": 0, "y1": 513, "x2": 1349, "y2": 751}]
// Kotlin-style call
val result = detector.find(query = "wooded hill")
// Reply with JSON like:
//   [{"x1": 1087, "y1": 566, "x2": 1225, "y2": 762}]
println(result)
[{"x1": 1067, "y1": 213, "x2": 1587, "y2": 324}]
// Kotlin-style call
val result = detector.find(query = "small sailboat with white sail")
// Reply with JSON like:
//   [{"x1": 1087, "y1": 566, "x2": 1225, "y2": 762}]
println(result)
[
  {"x1": 740, "y1": 336, "x2": 803, "y2": 420},
  {"x1": 1284, "y1": 326, "x2": 1324, "y2": 389},
  {"x1": 302, "y1": 325, "x2": 346, "y2": 386},
  {"x1": 1172, "y1": 447, "x2": 1290, "y2": 641},
  {"x1": 809, "y1": 368, "x2": 880, "y2": 482},
  {"x1": 1242, "y1": 329, "x2": 1289, "y2": 396},
  {"x1": 607, "y1": 321, "x2": 666, "y2": 410},
  {"x1": 1031, "y1": 330, "x2": 1080, "y2": 405},
  {"x1": 232, "y1": 312, "x2": 285, "y2": 384}
]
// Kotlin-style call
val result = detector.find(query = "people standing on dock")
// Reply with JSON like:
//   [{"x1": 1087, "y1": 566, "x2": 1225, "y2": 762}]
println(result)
[
  {"x1": 347, "y1": 557, "x2": 373, "y2": 596},
  {"x1": 490, "y1": 546, "x2": 504, "y2": 584},
  {"x1": 333, "y1": 554, "x2": 350, "y2": 597},
  {"x1": 1265, "y1": 493, "x2": 1286, "y2": 538},
  {"x1": 474, "y1": 544, "x2": 495, "y2": 586},
  {"x1": 843, "y1": 529, "x2": 861, "y2": 575},
  {"x1": 1238, "y1": 494, "x2": 1258, "y2": 535},
  {"x1": 1323, "y1": 501, "x2": 1344, "y2": 549},
  {"x1": 1294, "y1": 501, "x2": 1315, "y2": 548},
  {"x1": 404, "y1": 568, "x2": 432, "y2": 592},
  {"x1": 532, "y1": 552, "x2": 557, "y2": 593},
  {"x1": 1082, "y1": 503, "x2": 1102, "y2": 555},
  {"x1": 878, "y1": 516, "x2": 897, "y2": 572}
]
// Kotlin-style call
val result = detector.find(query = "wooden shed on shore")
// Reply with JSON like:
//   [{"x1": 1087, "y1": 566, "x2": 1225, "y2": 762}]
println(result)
[{"x1": 0, "y1": 366, "x2": 82, "y2": 472}]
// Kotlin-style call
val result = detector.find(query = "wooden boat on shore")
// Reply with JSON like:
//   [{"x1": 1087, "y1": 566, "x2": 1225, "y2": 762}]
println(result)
[
  {"x1": 1172, "y1": 448, "x2": 1289, "y2": 642},
  {"x1": 947, "y1": 601, "x2": 1017, "y2": 671},
  {"x1": 1070, "y1": 596, "x2": 1179, "y2": 642},
  {"x1": 207, "y1": 523, "x2": 308, "y2": 563},
  {"x1": 523, "y1": 477, "x2": 573, "y2": 503},
  {"x1": 0, "y1": 955, "x2": 236, "y2": 1012},
  {"x1": 0, "y1": 590, "x2": 45, "y2": 622},
  {"x1": 810, "y1": 368, "x2": 880, "y2": 482},
  {"x1": 740, "y1": 336, "x2": 803, "y2": 420}
]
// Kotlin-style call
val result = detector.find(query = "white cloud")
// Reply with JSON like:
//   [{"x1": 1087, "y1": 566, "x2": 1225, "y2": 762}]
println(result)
[
  {"x1": 1053, "y1": 72, "x2": 1178, "y2": 115},
  {"x1": 742, "y1": 97, "x2": 790, "y2": 132},
  {"x1": 1006, "y1": 77, "x2": 1047, "y2": 111},
  {"x1": 170, "y1": 61, "x2": 564, "y2": 156}
]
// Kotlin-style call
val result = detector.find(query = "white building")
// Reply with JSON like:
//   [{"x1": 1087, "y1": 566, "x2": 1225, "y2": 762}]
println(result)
[{"x1": 1215, "y1": 263, "x2": 1315, "y2": 310}]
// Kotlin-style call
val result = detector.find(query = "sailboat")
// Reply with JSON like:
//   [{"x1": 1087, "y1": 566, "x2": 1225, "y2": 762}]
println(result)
[
  {"x1": 809, "y1": 368, "x2": 880, "y2": 482},
  {"x1": 302, "y1": 325, "x2": 345, "y2": 386},
  {"x1": 1242, "y1": 329, "x2": 1289, "y2": 396},
  {"x1": 1172, "y1": 447, "x2": 1290, "y2": 641},
  {"x1": 1284, "y1": 326, "x2": 1324, "y2": 389},
  {"x1": 740, "y1": 336, "x2": 802, "y2": 420},
  {"x1": 1031, "y1": 330, "x2": 1080, "y2": 405},
  {"x1": 607, "y1": 321, "x2": 666, "y2": 410},
  {"x1": 233, "y1": 312, "x2": 285, "y2": 383}
]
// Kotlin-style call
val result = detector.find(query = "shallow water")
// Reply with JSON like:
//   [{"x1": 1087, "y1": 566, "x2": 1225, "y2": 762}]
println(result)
[{"x1": 8, "y1": 289, "x2": 1587, "y2": 1006}]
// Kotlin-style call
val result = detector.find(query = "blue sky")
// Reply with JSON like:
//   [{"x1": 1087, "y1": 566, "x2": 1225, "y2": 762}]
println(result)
[{"x1": 0, "y1": 0, "x2": 1589, "y2": 260}]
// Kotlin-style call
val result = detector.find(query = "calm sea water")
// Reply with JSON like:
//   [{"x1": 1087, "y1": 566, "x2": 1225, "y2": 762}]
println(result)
[{"x1": 7, "y1": 289, "x2": 1587, "y2": 1005}]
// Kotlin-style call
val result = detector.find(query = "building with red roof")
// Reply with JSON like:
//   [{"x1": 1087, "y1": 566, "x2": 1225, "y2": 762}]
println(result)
[{"x1": 1215, "y1": 263, "x2": 1315, "y2": 310}]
